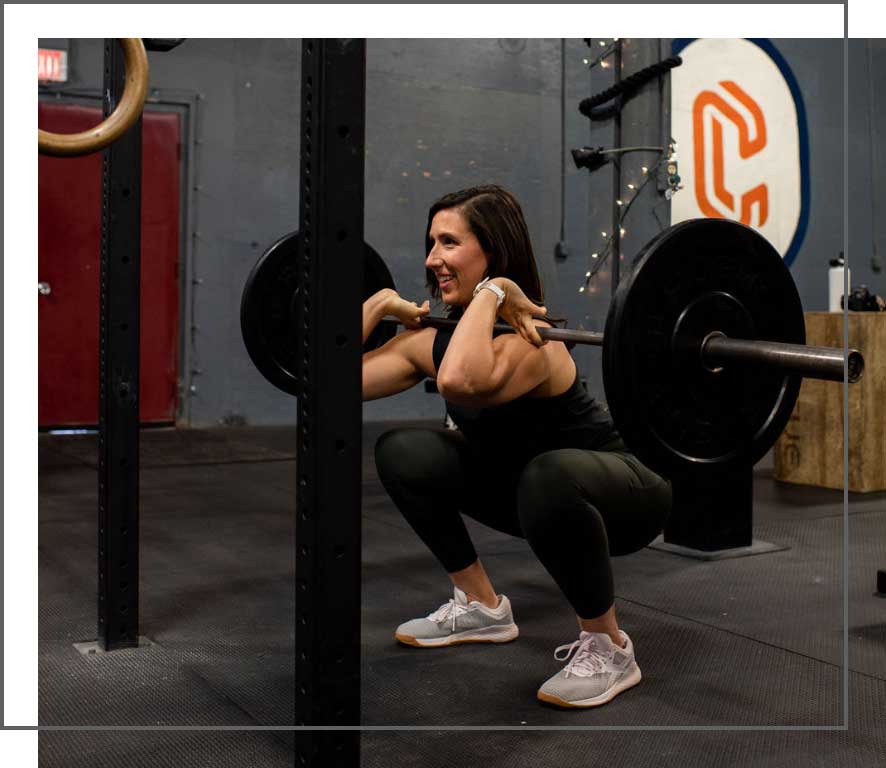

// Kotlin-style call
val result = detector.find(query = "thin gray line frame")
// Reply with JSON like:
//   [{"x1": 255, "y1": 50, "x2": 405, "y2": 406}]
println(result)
[{"x1": 11, "y1": 14, "x2": 853, "y2": 735}]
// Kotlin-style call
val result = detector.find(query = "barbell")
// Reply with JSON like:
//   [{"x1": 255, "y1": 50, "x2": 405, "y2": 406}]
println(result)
[{"x1": 240, "y1": 218, "x2": 864, "y2": 476}]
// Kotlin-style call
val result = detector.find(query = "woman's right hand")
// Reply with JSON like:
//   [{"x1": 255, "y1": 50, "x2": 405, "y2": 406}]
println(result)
[{"x1": 381, "y1": 290, "x2": 431, "y2": 330}]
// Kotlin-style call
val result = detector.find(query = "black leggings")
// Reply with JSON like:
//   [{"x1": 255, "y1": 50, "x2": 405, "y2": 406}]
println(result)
[{"x1": 374, "y1": 428, "x2": 672, "y2": 619}]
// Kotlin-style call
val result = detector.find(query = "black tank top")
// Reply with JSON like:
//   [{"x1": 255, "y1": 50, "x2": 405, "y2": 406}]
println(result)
[{"x1": 432, "y1": 323, "x2": 624, "y2": 463}]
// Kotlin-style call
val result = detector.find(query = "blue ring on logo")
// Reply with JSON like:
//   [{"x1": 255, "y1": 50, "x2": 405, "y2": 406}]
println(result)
[{"x1": 672, "y1": 38, "x2": 810, "y2": 267}]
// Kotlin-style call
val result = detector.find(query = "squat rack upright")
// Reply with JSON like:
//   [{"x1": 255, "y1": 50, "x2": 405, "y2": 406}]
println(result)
[{"x1": 294, "y1": 39, "x2": 366, "y2": 765}]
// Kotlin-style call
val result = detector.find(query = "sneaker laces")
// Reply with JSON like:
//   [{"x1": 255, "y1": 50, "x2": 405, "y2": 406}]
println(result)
[
  {"x1": 427, "y1": 598, "x2": 470, "y2": 632},
  {"x1": 554, "y1": 634, "x2": 607, "y2": 678}
]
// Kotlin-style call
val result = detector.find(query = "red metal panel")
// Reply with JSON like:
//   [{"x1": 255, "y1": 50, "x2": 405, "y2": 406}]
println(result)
[{"x1": 38, "y1": 103, "x2": 181, "y2": 427}]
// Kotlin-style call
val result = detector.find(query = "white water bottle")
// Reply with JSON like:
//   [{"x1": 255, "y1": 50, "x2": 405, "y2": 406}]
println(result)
[{"x1": 828, "y1": 253, "x2": 849, "y2": 312}]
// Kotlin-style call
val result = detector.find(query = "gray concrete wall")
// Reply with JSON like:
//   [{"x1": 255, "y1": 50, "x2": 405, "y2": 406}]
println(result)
[{"x1": 40, "y1": 38, "x2": 884, "y2": 427}]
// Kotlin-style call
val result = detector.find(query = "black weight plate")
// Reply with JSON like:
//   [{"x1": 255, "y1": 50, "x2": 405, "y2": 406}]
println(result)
[
  {"x1": 240, "y1": 231, "x2": 396, "y2": 397},
  {"x1": 241, "y1": 231, "x2": 303, "y2": 396},
  {"x1": 603, "y1": 218, "x2": 805, "y2": 475}
]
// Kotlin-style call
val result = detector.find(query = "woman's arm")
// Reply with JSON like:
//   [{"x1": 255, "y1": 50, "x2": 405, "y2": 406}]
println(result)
[
  {"x1": 362, "y1": 328, "x2": 433, "y2": 401},
  {"x1": 363, "y1": 289, "x2": 430, "y2": 344},
  {"x1": 435, "y1": 286, "x2": 500, "y2": 394},
  {"x1": 362, "y1": 290, "x2": 433, "y2": 401},
  {"x1": 436, "y1": 278, "x2": 548, "y2": 399},
  {"x1": 363, "y1": 289, "x2": 395, "y2": 344}
]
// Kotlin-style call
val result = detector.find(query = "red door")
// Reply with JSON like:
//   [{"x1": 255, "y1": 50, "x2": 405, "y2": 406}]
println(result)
[{"x1": 38, "y1": 103, "x2": 181, "y2": 428}]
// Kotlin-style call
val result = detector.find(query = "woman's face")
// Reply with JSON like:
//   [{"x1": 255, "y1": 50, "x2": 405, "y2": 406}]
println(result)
[{"x1": 425, "y1": 208, "x2": 490, "y2": 307}]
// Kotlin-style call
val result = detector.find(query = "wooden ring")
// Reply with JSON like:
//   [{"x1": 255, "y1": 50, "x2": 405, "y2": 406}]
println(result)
[{"x1": 38, "y1": 39, "x2": 149, "y2": 157}]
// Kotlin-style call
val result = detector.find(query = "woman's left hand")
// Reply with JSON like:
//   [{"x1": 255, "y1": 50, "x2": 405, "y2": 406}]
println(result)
[{"x1": 491, "y1": 278, "x2": 548, "y2": 347}]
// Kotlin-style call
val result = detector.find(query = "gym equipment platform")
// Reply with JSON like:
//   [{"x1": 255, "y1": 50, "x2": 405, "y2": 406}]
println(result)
[{"x1": 37, "y1": 423, "x2": 886, "y2": 766}]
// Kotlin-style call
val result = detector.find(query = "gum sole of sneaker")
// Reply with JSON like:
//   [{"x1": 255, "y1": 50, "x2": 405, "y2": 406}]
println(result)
[
  {"x1": 395, "y1": 625, "x2": 519, "y2": 648},
  {"x1": 536, "y1": 668, "x2": 642, "y2": 708}
]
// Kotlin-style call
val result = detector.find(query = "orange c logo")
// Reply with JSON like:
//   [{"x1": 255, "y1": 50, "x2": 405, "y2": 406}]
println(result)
[{"x1": 692, "y1": 81, "x2": 769, "y2": 227}]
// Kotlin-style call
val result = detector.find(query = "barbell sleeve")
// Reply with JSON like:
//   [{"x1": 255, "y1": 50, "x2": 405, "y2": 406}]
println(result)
[
  {"x1": 701, "y1": 333, "x2": 864, "y2": 384},
  {"x1": 381, "y1": 316, "x2": 864, "y2": 384}
]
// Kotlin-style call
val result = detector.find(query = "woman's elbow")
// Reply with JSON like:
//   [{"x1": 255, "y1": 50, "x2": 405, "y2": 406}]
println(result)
[{"x1": 436, "y1": 375, "x2": 486, "y2": 405}]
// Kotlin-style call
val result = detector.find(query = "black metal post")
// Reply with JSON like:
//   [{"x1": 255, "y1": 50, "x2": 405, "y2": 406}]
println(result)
[
  {"x1": 665, "y1": 466, "x2": 753, "y2": 551},
  {"x1": 295, "y1": 39, "x2": 365, "y2": 765},
  {"x1": 610, "y1": 40, "x2": 623, "y2": 294},
  {"x1": 98, "y1": 38, "x2": 142, "y2": 651}
]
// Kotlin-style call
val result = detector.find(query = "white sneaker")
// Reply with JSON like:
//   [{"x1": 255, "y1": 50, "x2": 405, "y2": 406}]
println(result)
[
  {"x1": 536, "y1": 630, "x2": 641, "y2": 708},
  {"x1": 394, "y1": 587, "x2": 519, "y2": 648}
]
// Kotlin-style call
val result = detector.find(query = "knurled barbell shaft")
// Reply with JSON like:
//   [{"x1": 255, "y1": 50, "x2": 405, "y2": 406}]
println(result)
[
  {"x1": 380, "y1": 316, "x2": 864, "y2": 384},
  {"x1": 381, "y1": 316, "x2": 605, "y2": 346}
]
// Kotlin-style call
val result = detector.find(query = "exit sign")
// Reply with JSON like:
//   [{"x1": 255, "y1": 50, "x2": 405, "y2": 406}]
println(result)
[{"x1": 38, "y1": 49, "x2": 68, "y2": 82}]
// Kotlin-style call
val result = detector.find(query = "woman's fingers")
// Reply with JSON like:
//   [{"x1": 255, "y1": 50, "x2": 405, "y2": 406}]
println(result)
[{"x1": 525, "y1": 317, "x2": 543, "y2": 347}]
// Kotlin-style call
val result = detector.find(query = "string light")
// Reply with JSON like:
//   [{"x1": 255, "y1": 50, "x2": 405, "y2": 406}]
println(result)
[
  {"x1": 579, "y1": 144, "x2": 677, "y2": 296},
  {"x1": 583, "y1": 39, "x2": 619, "y2": 71}
]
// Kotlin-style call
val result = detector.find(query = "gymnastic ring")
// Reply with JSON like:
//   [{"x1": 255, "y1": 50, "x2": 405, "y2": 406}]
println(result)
[{"x1": 38, "y1": 39, "x2": 149, "y2": 157}]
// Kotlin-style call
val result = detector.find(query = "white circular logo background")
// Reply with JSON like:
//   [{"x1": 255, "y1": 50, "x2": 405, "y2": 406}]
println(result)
[{"x1": 671, "y1": 38, "x2": 809, "y2": 264}]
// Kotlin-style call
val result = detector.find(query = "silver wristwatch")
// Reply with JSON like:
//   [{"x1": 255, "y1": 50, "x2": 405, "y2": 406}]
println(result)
[{"x1": 472, "y1": 276, "x2": 505, "y2": 308}]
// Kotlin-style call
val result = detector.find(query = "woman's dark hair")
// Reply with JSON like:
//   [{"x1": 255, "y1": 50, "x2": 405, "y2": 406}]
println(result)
[{"x1": 424, "y1": 185, "x2": 548, "y2": 317}]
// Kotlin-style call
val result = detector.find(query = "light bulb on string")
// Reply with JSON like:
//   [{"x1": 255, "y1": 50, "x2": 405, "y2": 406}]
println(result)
[{"x1": 627, "y1": 183, "x2": 635, "y2": 190}]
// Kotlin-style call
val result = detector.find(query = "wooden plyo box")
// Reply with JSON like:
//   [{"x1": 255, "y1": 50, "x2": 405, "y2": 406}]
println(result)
[{"x1": 774, "y1": 312, "x2": 886, "y2": 493}]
